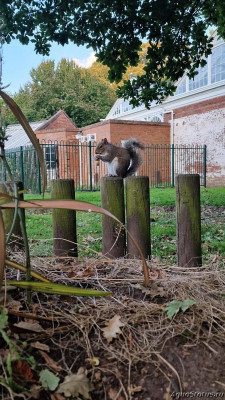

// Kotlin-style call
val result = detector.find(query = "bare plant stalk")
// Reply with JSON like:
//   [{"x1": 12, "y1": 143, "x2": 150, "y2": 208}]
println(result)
[{"x1": 0, "y1": 122, "x2": 31, "y2": 301}]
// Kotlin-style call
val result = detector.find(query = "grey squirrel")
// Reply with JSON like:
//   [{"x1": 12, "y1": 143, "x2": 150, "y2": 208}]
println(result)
[{"x1": 94, "y1": 138, "x2": 144, "y2": 178}]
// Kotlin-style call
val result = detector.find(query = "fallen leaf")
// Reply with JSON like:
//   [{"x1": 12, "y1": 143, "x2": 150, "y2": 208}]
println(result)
[
  {"x1": 50, "y1": 393, "x2": 65, "y2": 400},
  {"x1": 7, "y1": 300, "x2": 23, "y2": 311},
  {"x1": 94, "y1": 371, "x2": 101, "y2": 382},
  {"x1": 57, "y1": 370, "x2": 93, "y2": 398},
  {"x1": 14, "y1": 321, "x2": 44, "y2": 332},
  {"x1": 149, "y1": 270, "x2": 159, "y2": 280},
  {"x1": 102, "y1": 315, "x2": 125, "y2": 343},
  {"x1": 31, "y1": 342, "x2": 50, "y2": 352},
  {"x1": 39, "y1": 351, "x2": 62, "y2": 372},
  {"x1": 108, "y1": 387, "x2": 124, "y2": 400},
  {"x1": 27, "y1": 384, "x2": 43, "y2": 399},
  {"x1": 39, "y1": 369, "x2": 60, "y2": 391},
  {"x1": 12, "y1": 360, "x2": 38, "y2": 383},
  {"x1": 68, "y1": 267, "x2": 94, "y2": 278}
]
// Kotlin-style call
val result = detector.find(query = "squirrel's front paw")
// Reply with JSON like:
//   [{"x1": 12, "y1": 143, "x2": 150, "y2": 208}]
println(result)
[
  {"x1": 104, "y1": 174, "x2": 118, "y2": 177},
  {"x1": 94, "y1": 155, "x2": 100, "y2": 161}
]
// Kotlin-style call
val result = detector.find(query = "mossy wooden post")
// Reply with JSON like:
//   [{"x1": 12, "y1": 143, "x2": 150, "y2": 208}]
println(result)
[
  {"x1": 0, "y1": 181, "x2": 24, "y2": 246},
  {"x1": 176, "y1": 174, "x2": 202, "y2": 267},
  {"x1": 100, "y1": 177, "x2": 126, "y2": 258},
  {"x1": 126, "y1": 176, "x2": 151, "y2": 259},
  {"x1": 51, "y1": 179, "x2": 78, "y2": 258}
]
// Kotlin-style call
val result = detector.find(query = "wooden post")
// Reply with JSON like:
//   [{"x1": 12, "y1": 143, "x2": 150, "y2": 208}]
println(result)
[
  {"x1": 126, "y1": 176, "x2": 151, "y2": 259},
  {"x1": 100, "y1": 177, "x2": 126, "y2": 258},
  {"x1": 51, "y1": 179, "x2": 78, "y2": 258},
  {"x1": 176, "y1": 174, "x2": 202, "y2": 267},
  {"x1": 0, "y1": 181, "x2": 24, "y2": 246}
]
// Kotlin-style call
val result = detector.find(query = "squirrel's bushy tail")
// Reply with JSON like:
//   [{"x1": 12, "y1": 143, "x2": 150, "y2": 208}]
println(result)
[{"x1": 123, "y1": 138, "x2": 144, "y2": 177}]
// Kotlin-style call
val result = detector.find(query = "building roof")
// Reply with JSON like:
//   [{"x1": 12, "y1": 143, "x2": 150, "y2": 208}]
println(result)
[
  {"x1": 36, "y1": 109, "x2": 77, "y2": 131},
  {"x1": 5, "y1": 120, "x2": 46, "y2": 150},
  {"x1": 4, "y1": 110, "x2": 78, "y2": 150}
]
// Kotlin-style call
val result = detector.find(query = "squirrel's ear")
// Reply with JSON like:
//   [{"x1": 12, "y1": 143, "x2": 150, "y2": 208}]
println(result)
[{"x1": 103, "y1": 138, "x2": 108, "y2": 144}]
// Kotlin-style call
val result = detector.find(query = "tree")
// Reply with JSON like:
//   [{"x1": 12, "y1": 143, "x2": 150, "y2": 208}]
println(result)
[
  {"x1": 1, "y1": 1, "x2": 225, "y2": 107},
  {"x1": 2, "y1": 59, "x2": 117, "y2": 126},
  {"x1": 88, "y1": 43, "x2": 149, "y2": 88}
]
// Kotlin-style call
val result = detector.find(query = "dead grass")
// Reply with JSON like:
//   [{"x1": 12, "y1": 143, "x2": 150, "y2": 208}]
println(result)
[
  {"x1": 5, "y1": 254, "x2": 225, "y2": 351},
  {"x1": 2, "y1": 253, "x2": 225, "y2": 398}
]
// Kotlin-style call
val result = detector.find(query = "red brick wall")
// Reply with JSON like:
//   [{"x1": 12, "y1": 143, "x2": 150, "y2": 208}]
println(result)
[
  {"x1": 110, "y1": 120, "x2": 170, "y2": 144},
  {"x1": 164, "y1": 95, "x2": 225, "y2": 121},
  {"x1": 81, "y1": 119, "x2": 170, "y2": 185},
  {"x1": 81, "y1": 119, "x2": 170, "y2": 145},
  {"x1": 35, "y1": 112, "x2": 80, "y2": 185}
]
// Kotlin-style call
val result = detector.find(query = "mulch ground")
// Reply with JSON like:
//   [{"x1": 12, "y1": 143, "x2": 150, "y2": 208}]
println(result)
[{"x1": 1, "y1": 252, "x2": 225, "y2": 400}]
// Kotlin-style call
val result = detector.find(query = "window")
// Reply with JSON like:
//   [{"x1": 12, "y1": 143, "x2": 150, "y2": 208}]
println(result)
[
  {"x1": 189, "y1": 61, "x2": 208, "y2": 91},
  {"x1": 122, "y1": 100, "x2": 133, "y2": 113},
  {"x1": 175, "y1": 77, "x2": 186, "y2": 95},
  {"x1": 112, "y1": 105, "x2": 121, "y2": 116},
  {"x1": 44, "y1": 145, "x2": 57, "y2": 170},
  {"x1": 144, "y1": 114, "x2": 163, "y2": 122},
  {"x1": 211, "y1": 44, "x2": 225, "y2": 83}
]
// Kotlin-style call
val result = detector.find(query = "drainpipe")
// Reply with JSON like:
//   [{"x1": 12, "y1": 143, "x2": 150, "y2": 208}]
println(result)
[
  {"x1": 164, "y1": 110, "x2": 175, "y2": 187},
  {"x1": 164, "y1": 110, "x2": 174, "y2": 144},
  {"x1": 79, "y1": 141, "x2": 82, "y2": 187},
  {"x1": 76, "y1": 131, "x2": 83, "y2": 188}
]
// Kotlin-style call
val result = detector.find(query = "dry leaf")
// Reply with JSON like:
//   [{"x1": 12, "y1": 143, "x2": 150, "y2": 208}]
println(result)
[
  {"x1": 27, "y1": 384, "x2": 43, "y2": 399},
  {"x1": 50, "y1": 394, "x2": 65, "y2": 400},
  {"x1": 39, "y1": 351, "x2": 62, "y2": 372},
  {"x1": 7, "y1": 300, "x2": 23, "y2": 311},
  {"x1": 108, "y1": 387, "x2": 124, "y2": 400},
  {"x1": 149, "y1": 270, "x2": 159, "y2": 280},
  {"x1": 102, "y1": 315, "x2": 125, "y2": 343},
  {"x1": 94, "y1": 371, "x2": 101, "y2": 382},
  {"x1": 31, "y1": 342, "x2": 50, "y2": 352},
  {"x1": 12, "y1": 360, "x2": 38, "y2": 383},
  {"x1": 14, "y1": 321, "x2": 44, "y2": 332},
  {"x1": 57, "y1": 371, "x2": 93, "y2": 398}
]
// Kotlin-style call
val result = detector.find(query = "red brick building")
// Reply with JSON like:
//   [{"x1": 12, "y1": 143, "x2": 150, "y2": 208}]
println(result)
[{"x1": 4, "y1": 109, "x2": 170, "y2": 190}]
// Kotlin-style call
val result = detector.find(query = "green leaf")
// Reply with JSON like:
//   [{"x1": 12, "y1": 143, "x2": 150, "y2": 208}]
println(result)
[
  {"x1": 180, "y1": 299, "x2": 196, "y2": 312},
  {"x1": 0, "y1": 307, "x2": 8, "y2": 330},
  {"x1": 4, "y1": 281, "x2": 112, "y2": 297},
  {"x1": 39, "y1": 369, "x2": 60, "y2": 391},
  {"x1": 163, "y1": 300, "x2": 182, "y2": 320},
  {"x1": 163, "y1": 299, "x2": 196, "y2": 320}
]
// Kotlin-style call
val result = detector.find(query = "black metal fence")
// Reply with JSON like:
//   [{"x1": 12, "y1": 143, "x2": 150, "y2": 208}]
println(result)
[{"x1": 0, "y1": 141, "x2": 206, "y2": 193}]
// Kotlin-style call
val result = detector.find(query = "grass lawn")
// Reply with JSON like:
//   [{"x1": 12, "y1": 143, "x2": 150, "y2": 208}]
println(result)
[{"x1": 24, "y1": 187, "x2": 225, "y2": 261}]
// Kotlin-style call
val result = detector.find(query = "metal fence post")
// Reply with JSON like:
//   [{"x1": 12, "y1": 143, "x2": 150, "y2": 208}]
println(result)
[
  {"x1": 171, "y1": 144, "x2": 175, "y2": 187},
  {"x1": 89, "y1": 141, "x2": 93, "y2": 191},
  {"x1": 20, "y1": 146, "x2": 24, "y2": 188},
  {"x1": 203, "y1": 145, "x2": 207, "y2": 187}
]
